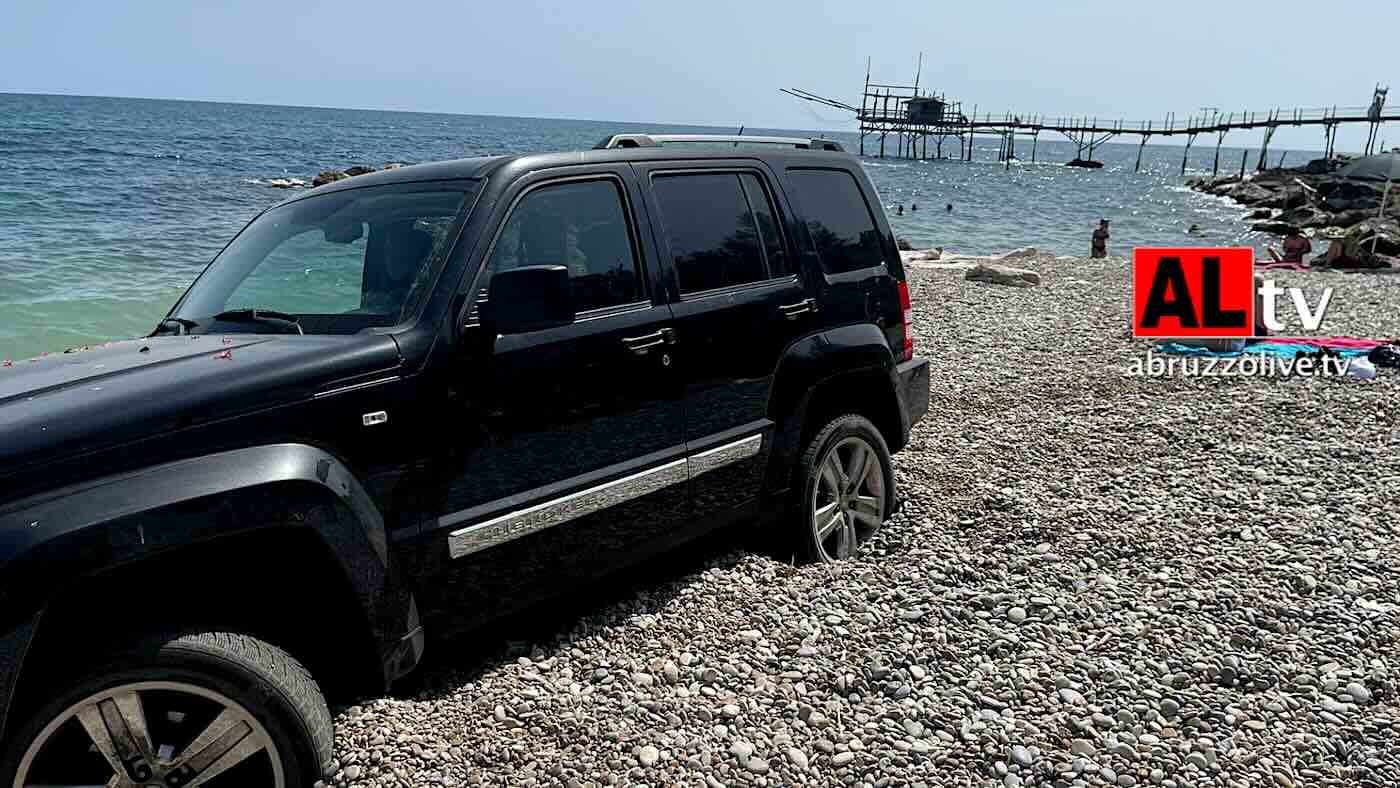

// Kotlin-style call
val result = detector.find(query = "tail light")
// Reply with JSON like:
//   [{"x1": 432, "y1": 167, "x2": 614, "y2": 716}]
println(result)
[{"x1": 898, "y1": 280, "x2": 914, "y2": 361}]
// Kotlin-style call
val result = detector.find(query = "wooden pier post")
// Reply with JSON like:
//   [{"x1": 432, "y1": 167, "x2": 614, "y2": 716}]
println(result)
[
  {"x1": 1212, "y1": 129, "x2": 1227, "y2": 175},
  {"x1": 1134, "y1": 122, "x2": 1151, "y2": 172},
  {"x1": 1256, "y1": 113, "x2": 1278, "y2": 171},
  {"x1": 1030, "y1": 131, "x2": 1038, "y2": 163},
  {"x1": 1180, "y1": 132, "x2": 1196, "y2": 175},
  {"x1": 1240, "y1": 149, "x2": 1248, "y2": 178}
]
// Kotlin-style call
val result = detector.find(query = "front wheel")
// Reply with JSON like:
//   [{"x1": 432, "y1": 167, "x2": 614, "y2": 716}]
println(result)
[
  {"x1": 3, "y1": 631, "x2": 333, "y2": 788},
  {"x1": 792, "y1": 414, "x2": 895, "y2": 564}
]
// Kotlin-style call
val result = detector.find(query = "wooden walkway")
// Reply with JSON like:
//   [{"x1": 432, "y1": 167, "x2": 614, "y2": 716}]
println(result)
[{"x1": 783, "y1": 68, "x2": 1393, "y2": 174}]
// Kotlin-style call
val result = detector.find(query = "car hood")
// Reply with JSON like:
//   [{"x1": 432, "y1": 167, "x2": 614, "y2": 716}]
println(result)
[{"x1": 0, "y1": 334, "x2": 401, "y2": 477}]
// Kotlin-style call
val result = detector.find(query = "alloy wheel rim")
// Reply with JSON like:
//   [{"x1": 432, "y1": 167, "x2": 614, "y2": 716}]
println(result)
[
  {"x1": 811, "y1": 435, "x2": 885, "y2": 561},
  {"x1": 14, "y1": 680, "x2": 284, "y2": 788}
]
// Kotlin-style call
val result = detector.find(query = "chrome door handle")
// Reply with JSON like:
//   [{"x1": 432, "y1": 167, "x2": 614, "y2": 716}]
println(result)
[
  {"x1": 779, "y1": 298, "x2": 817, "y2": 319},
  {"x1": 622, "y1": 327, "x2": 675, "y2": 355}
]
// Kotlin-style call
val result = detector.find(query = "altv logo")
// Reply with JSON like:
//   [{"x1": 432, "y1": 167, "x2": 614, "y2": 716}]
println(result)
[{"x1": 1132, "y1": 247, "x2": 1334, "y2": 338}]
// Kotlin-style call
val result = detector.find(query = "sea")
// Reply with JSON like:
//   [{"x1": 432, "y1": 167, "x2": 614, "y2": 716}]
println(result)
[{"x1": 0, "y1": 92, "x2": 1302, "y2": 359}]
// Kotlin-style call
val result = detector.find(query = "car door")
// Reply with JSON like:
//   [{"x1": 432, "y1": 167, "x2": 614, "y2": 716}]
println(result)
[
  {"x1": 401, "y1": 168, "x2": 687, "y2": 634},
  {"x1": 633, "y1": 161, "x2": 816, "y2": 526}
]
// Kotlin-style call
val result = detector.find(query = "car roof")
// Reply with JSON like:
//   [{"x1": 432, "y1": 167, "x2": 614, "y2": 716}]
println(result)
[{"x1": 294, "y1": 144, "x2": 857, "y2": 199}]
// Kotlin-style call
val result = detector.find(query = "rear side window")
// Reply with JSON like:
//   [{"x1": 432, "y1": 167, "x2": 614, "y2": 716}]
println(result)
[
  {"x1": 652, "y1": 172, "x2": 789, "y2": 295},
  {"x1": 787, "y1": 169, "x2": 886, "y2": 275}
]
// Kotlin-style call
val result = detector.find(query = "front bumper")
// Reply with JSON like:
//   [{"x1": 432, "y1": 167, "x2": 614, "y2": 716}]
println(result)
[{"x1": 896, "y1": 357, "x2": 930, "y2": 432}]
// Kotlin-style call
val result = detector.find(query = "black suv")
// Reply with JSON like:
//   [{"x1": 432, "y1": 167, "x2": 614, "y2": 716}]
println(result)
[{"x1": 0, "y1": 133, "x2": 928, "y2": 786}]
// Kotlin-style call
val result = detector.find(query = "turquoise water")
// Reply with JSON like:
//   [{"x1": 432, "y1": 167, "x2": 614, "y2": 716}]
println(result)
[{"x1": 0, "y1": 93, "x2": 1296, "y2": 359}]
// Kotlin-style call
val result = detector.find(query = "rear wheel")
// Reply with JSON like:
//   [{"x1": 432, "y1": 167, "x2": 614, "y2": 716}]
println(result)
[
  {"x1": 4, "y1": 631, "x2": 333, "y2": 788},
  {"x1": 792, "y1": 414, "x2": 894, "y2": 564}
]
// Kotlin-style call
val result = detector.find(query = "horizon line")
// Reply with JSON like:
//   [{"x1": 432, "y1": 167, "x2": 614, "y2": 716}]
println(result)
[{"x1": 1, "y1": 89, "x2": 1338, "y2": 155}]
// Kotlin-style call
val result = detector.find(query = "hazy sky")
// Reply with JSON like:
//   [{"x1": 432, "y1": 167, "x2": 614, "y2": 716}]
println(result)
[{"x1": 2, "y1": 0, "x2": 1394, "y2": 152}]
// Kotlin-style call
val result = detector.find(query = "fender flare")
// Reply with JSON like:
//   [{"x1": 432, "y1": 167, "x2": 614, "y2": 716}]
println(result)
[
  {"x1": 0, "y1": 443, "x2": 420, "y2": 738},
  {"x1": 763, "y1": 323, "x2": 903, "y2": 494}
]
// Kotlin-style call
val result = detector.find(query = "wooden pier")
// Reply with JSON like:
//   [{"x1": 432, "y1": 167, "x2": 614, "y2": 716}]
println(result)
[{"x1": 782, "y1": 60, "x2": 1393, "y2": 174}]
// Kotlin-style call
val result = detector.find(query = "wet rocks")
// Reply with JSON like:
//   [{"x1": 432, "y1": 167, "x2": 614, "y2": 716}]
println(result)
[
  {"x1": 308, "y1": 163, "x2": 394, "y2": 187},
  {"x1": 1191, "y1": 156, "x2": 1397, "y2": 240},
  {"x1": 311, "y1": 169, "x2": 349, "y2": 187}
]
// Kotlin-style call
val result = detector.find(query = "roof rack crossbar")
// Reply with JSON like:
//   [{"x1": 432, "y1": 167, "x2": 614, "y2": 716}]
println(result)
[{"x1": 594, "y1": 134, "x2": 844, "y2": 152}]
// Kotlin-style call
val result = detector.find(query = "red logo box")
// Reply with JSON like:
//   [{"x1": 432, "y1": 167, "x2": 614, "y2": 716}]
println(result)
[{"x1": 1132, "y1": 247, "x2": 1255, "y2": 338}]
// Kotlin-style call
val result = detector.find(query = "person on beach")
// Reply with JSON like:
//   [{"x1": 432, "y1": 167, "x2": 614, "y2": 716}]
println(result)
[
  {"x1": 1090, "y1": 219, "x2": 1110, "y2": 258},
  {"x1": 1267, "y1": 227, "x2": 1312, "y2": 265}
]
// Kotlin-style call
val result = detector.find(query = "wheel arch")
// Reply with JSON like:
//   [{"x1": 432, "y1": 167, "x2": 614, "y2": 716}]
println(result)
[
  {"x1": 763, "y1": 323, "x2": 906, "y2": 498},
  {"x1": 0, "y1": 444, "x2": 421, "y2": 742}
]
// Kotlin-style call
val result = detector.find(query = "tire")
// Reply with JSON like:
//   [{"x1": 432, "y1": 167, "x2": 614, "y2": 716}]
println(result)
[
  {"x1": 2, "y1": 631, "x2": 334, "y2": 788},
  {"x1": 792, "y1": 414, "x2": 896, "y2": 564}
]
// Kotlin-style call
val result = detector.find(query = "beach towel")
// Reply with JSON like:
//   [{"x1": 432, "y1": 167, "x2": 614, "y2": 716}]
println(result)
[
  {"x1": 1255, "y1": 259, "x2": 1312, "y2": 273},
  {"x1": 1154, "y1": 340, "x2": 1378, "y2": 359},
  {"x1": 1254, "y1": 337, "x2": 1385, "y2": 352}
]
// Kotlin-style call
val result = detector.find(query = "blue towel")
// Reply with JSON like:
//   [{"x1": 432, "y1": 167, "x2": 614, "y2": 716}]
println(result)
[{"x1": 1155, "y1": 341, "x2": 1372, "y2": 359}]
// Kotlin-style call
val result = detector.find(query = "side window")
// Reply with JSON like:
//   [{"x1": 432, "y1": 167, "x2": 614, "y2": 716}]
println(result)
[
  {"x1": 740, "y1": 173, "x2": 790, "y2": 278},
  {"x1": 483, "y1": 179, "x2": 644, "y2": 314},
  {"x1": 652, "y1": 173, "x2": 778, "y2": 295},
  {"x1": 786, "y1": 169, "x2": 886, "y2": 275}
]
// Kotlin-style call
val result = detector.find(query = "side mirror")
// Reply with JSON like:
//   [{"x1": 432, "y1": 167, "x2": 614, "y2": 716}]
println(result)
[{"x1": 480, "y1": 265, "x2": 574, "y2": 334}]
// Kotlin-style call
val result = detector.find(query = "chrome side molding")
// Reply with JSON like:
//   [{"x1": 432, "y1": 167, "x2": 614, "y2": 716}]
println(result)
[
  {"x1": 447, "y1": 434, "x2": 763, "y2": 559},
  {"x1": 689, "y1": 434, "x2": 762, "y2": 479}
]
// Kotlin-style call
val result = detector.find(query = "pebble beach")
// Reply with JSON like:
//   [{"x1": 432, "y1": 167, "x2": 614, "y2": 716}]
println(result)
[{"x1": 323, "y1": 254, "x2": 1400, "y2": 788}]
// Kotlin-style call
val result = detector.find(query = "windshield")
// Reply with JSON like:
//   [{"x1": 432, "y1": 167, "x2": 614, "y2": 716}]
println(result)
[{"x1": 170, "y1": 180, "x2": 477, "y2": 334}]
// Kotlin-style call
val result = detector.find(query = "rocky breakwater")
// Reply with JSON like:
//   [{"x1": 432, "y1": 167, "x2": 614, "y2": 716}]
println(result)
[
  {"x1": 257, "y1": 163, "x2": 408, "y2": 189},
  {"x1": 1188, "y1": 157, "x2": 1399, "y2": 258}
]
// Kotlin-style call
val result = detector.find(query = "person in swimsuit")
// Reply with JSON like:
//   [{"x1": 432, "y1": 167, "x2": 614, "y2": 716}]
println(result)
[
  {"x1": 1267, "y1": 227, "x2": 1312, "y2": 265},
  {"x1": 1090, "y1": 219, "x2": 1109, "y2": 258}
]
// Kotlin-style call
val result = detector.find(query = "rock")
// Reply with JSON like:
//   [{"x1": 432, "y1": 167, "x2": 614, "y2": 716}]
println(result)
[
  {"x1": 897, "y1": 237, "x2": 915, "y2": 251},
  {"x1": 1346, "y1": 681, "x2": 1372, "y2": 704},
  {"x1": 1259, "y1": 185, "x2": 1307, "y2": 210},
  {"x1": 1250, "y1": 220, "x2": 1296, "y2": 235},
  {"x1": 901, "y1": 247, "x2": 943, "y2": 263},
  {"x1": 1299, "y1": 157, "x2": 1339, "y2": 175},
  {"x1": 344, "y1": 165, "x2": 377, "y2": 177},
  {"x1": 1248, "y1": 208, "x2": 1274, "y2": 220},
  {"x1": 638, "y1": 745, "x2": 660, "y2": 766},
  {"x1": 1317, "y1": 179, "x2": 1382, "y2": 203},
  {"x1": 1331, "y1": 208, "x2": 1375, "y2": 229},
  {"x1": 1008, "y1": 606, "x2": 1028, "y2": 624},
  {"x1": 384, "y1": 162, "x2": 406, "y2": 169},
  {"x1": 786, "y1": 748, "x2": 809, "y2": 770},
  {"x1": 1343, "y1": 218, "x2": 1400, "y2": 258},
  {"x1": 965, "y1": 262, "x2": 1040, "y2": 287},
  {"x1": 311, "y1": 170, "x2": 348, "y2": 187},
  {"x1": 998, "y1": 246, "x2": 1040, "y2": 260},
  {"x1": 1057, "y1": 687, "x2": 1086, "y2": 705},
  {"x1": 1228, "y1": 181, "x2": 1276, "y2": 204}
]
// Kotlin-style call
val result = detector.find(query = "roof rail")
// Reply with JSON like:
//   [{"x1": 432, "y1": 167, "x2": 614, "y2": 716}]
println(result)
[{"x1": 593, "y1": 134, "x2": 845, "y2": 152}]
